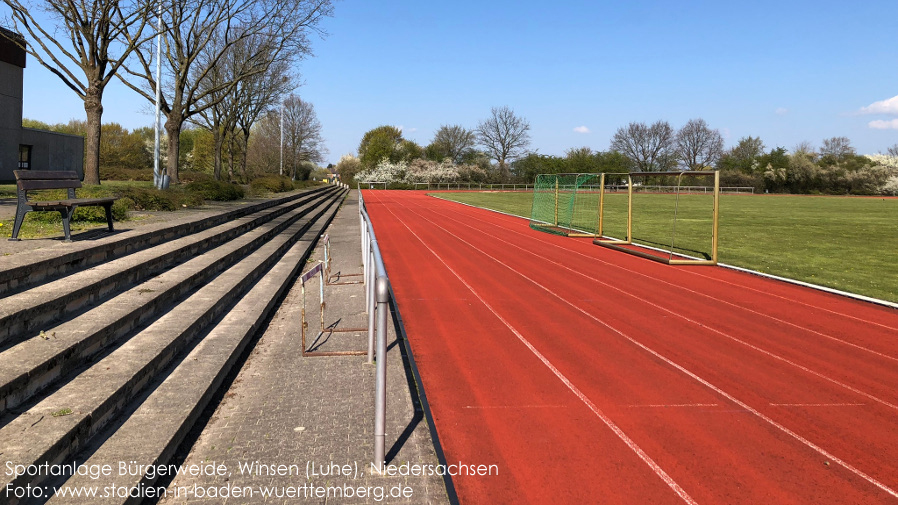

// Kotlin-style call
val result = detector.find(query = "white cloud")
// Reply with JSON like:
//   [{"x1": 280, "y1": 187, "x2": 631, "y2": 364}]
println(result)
[
  {"x1": 775, "y1": 107, "x2": 788, "y2": 116},
  {"x1": 868, "y1": 119, "x2": 898, "y2": 130},
  {"x1": 573, "y1": 126, "x2": 590, "y2": 134},
  {"x1": 860, "y1": 95, "x2": 898, "y2": 115}
]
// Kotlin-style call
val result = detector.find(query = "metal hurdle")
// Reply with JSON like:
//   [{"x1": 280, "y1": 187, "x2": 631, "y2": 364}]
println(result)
[
  {"x1": 322, "y1": 233, "x2": 364, "y2": 285},
  {"x1": 299, "y1": 261, "x2": 367, "y2": 357}
]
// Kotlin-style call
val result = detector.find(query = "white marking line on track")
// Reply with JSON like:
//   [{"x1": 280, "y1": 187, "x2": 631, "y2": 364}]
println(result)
[
  {"x1": 771, "y1": 403, "x2": 865, "y2": 407},
  {"x1": 429, "y1": 200, "x2": 898, "y2": 363},
  {"x1": 372, "y1": 195, "x2": 700, "y2": 505},
  {"x1": 464, "y1": 405, "x2": 567, "y2": 409},
  {"x1": 392, "y1": 197, "x2": 898, "y2": 500},
  {"x1": 435, "y1": 194, "x2": 898, "y2": 333},
  {"x1": 628, "y1": 404, "x2": 719, "y2": 408},
  {"x1": 419, "y1": 203, "x2": 898, "y2": 411}
]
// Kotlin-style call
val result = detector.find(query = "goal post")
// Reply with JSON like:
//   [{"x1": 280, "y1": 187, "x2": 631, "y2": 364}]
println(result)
[
  {"x1": 529, "y1": 173, "x2": 604, "y2": 237},
  {"x1": 593, "y1": 170, "x2": 720, "y2": 265}
]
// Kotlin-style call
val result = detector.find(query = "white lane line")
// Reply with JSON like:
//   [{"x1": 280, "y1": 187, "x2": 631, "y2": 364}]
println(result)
[
  {"x1": 771, "y1": 403, "x2": 865, "y2": 407},
  {"x1": 397, "y1": 199, "x2": 898, "y2": 500},
  {"x1": 464, "y1": 405, "x2": 567, "y2": 409},
  {"x1": 379, "y1": 200, "x2": 699, "y2": 505},
  {"x1": 628, "y1": 404, "x2": 720, "y2": 408},
  {"x1": 420, "y1": 204, "x2": 898, "y2": 412},
  {"x1": 430, "y1": 200, "x2": 898, "y2": 362}
]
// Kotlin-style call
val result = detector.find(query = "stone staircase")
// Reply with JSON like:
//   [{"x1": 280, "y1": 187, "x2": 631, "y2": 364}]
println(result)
[{"x1": 0, "y1": 184, "x2": 347, "y2": 504}]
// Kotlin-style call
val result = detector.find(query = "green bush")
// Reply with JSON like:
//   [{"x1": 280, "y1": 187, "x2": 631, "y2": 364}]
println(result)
[
  {"x1": 250, "y1": 175, "x2": 294, "y2": 194},
  {"x1": 73, "y1": 200, "x2": 129, "y2": 222},
  {"x1": 293, "y1": 180, "x2": 322, "y2": 190},
  {"x1": 100, "y1": 166, "x2": 153, "y2": 181},
  {"x1": 185, "y1": 179, "x2": 245, "y2": 201},
  {"x1": 119, "y1": 187, "x2": 204, "y2": 211},
  {"x1": 179, "y1": 171, "x2": 214, "y2": 183}
]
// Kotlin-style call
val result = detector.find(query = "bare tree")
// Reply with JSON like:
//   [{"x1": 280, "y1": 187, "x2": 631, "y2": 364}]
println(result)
[
  {"x1": 888, "y1": 144, "x2": 898, "y2": 157},
  {"x1": 820, "y1": 136, "x2": 855, "y2": 160},
  {"x1": 610, "y1": 120, "x2": 677, "y2": 171},
  {"x1": 193, "y1": 32, "x2": 294, "y2": 180},
  {"x1": 428, "y1": 124, "x2": 476, "y2": 164},
  {"x1": 233, "y1": 56, "x2": 293, "y2": 179},
  {"x1": 282, "y1": 94, "x2": 326, "y2": 179},
  {"x1": 792, "y1": 140, "x2": 816, "y2": 155},
  {"x1": 476, "y1": 106, "x2": 531, "y2": 177},
  {"x1": 118, "y1": 0, "x2": 333, "y2": 183},
  {"x1": 675, "y1": 118, "x2": 724, "y2": 170},
  {"x1": 1, "y1": 0, "x2": 154, "y2": 184}
]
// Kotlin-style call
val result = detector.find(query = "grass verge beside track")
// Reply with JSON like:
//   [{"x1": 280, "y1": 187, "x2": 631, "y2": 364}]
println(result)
[{"x1": 430, "y1": 191, "x2": 898, "y2": 304}]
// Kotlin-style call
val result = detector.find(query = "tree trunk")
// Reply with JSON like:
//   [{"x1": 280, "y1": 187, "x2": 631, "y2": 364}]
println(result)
[
  {"x1": 83, "y1": 85, "x2": 104, "y2": 185},
  {"x1": 227, "y1": 135, "x2": 235, "y2": 181},
  {"x1": 165, "y1": 115, "x2": 182, "y2": 184},
  {"x1": 240, "y1": 129, "x2": 250, "y2": 180},
  {"x1": 498, "y1": 157, "x2": 509, "y2": 181},
  {"x1": 212, "y1": 121, "x2": 223, "y2": 181}
]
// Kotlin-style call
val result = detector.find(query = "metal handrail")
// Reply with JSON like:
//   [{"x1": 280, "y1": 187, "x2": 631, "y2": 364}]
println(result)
[{"x1": 357, "y1": 187, "x2": 390, "y2": 469}]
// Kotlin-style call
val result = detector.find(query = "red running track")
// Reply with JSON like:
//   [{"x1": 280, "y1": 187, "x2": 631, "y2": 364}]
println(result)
[{"x1": 363, "y1": 190, "x2": 898, "y2": 505}]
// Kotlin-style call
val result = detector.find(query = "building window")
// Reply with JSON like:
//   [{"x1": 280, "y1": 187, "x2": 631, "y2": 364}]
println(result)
[{"x1": 18, "y1": 145, "x2": 32, "y2": 170}]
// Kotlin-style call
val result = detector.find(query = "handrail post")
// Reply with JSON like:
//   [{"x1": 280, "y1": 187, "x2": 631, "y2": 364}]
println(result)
[
  {"x1": 373, "y1": 275, "x2": 389, "y2": 469},
  {"x1": 367, "y1": 247, "x2": 376, "y2": 363}
]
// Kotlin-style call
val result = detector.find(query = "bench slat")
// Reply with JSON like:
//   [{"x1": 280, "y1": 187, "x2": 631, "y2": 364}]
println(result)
[
  {"x1": 29, "y1": 198, "x2": 116, "y2": 208},
  {"x1": 18, "y1": 180, "x2": 82, "y2": 191},
  {"x1": 13, "y1": 170, "x2": 81, "y2": 181}
]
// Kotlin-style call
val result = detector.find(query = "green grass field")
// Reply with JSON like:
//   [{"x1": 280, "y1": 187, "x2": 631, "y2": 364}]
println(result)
[{"x1": 431, "y1": 191, "x2": 898, "y2": 303}]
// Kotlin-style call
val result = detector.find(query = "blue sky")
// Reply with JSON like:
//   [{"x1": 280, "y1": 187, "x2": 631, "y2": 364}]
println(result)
[{"x1": 14, "y1": 0, "x2": 898, "y2": 165}]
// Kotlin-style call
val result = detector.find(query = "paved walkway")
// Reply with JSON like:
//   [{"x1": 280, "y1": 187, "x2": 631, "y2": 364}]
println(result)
[{"x1": 158, "y1": 191, "x2": 450, "y2": 504}]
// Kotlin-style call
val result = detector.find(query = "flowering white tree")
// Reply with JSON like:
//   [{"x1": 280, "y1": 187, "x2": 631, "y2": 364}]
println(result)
[{"x1": 355, "y1": 159, "x2": 484, "y2": 184}]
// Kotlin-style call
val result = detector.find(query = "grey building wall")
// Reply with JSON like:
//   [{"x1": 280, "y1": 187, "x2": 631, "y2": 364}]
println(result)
[
  {"x1": 0, "y1": 59, "x2": 22, "y2": 182},
  {"x1": 21, "y1": 128, "x2": 84, "y2": 177},
  {"x1": 1, "y1": 28, "x2": 84, "y2": 183}
]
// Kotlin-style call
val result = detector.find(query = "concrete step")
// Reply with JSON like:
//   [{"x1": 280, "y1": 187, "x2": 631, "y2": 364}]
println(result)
[
  {"x1": 0, "y1": 190, "x2": 341, "y2": 417},
  {"x1": 0, "y1": 188, "x2": 346, "y2": 500},
  {"x1": 0, "y1": 185, "x2": 332, "y2": 297},
  {"x1": 49, "y1": 202, "x2": 341, "y2": 504},
  {"x1": 0, "y1": 186, "x2": 339, "y2": 347}
]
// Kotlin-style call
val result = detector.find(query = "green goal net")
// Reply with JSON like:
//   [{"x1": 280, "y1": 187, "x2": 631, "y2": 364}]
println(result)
[{"x1": 529, "y1": 173, "x2": 603, "y2": 237}]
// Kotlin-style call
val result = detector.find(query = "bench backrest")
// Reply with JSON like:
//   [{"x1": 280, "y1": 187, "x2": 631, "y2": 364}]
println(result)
[{"x1": 14, "y1": 170, "x2": 82, "y2": 191}]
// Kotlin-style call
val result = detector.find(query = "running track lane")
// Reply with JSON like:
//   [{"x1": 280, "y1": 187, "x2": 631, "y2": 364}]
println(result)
[{"x1": 364, "y1": 190, "x2": 898, "y2": 504}]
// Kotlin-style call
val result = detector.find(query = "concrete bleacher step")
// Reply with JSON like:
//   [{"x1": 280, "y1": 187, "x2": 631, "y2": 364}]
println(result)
[
  {"x1": 0, "y1": 185, "x2": 333, "y2": 298},
  {"x1": 49, "y1": 208, "x2": 338, "y2": 504},
  {"x1": 0, "y1": 188, "x2": 346, "y2": 501},
  {"x1": 0, "y1": 186, "x2": 338, "y2": 347},
  {"x1": 0, "y1": 189, "x2": 341, "y2": 416}
]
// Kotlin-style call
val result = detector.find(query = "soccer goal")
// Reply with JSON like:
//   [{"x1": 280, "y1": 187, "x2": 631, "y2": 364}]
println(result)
[
  {"x1": 593, "y1": 170, "x2": 720, "y2": 265},
  {"x1": 358, "y1": 181, "x2": 388, "y2": 190},
  {"x1": 529, "y1": 173, "x2": 607, "y2": 237}
]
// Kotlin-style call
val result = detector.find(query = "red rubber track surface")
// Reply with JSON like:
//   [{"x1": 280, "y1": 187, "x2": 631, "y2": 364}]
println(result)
[{"x1": 363, "y1": 190, "x2": 898, "y2": 505}]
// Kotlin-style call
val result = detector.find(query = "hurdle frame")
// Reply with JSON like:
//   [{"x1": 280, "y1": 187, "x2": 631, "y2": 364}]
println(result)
[
  {"x1": 322, "y1": 234, "x2": 364, "y2": 285},
  {"x1": 300, "y1": 261, "x2": 368, "y2": 357}
]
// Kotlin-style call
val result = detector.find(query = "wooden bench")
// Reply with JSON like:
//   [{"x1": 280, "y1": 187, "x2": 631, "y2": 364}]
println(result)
[{"x1": 10, "y1": 170, "x2": 117, "y2": 242}]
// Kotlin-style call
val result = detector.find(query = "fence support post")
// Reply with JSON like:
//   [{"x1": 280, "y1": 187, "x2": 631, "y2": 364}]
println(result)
[{"x1": 373, "y1": 275, "x2": 389, "y2": 469}]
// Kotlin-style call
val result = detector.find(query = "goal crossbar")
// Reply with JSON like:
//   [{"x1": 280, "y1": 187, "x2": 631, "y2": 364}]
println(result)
[{"x1": 593, "y1": 170, "x2": 720, "y2": 265}]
